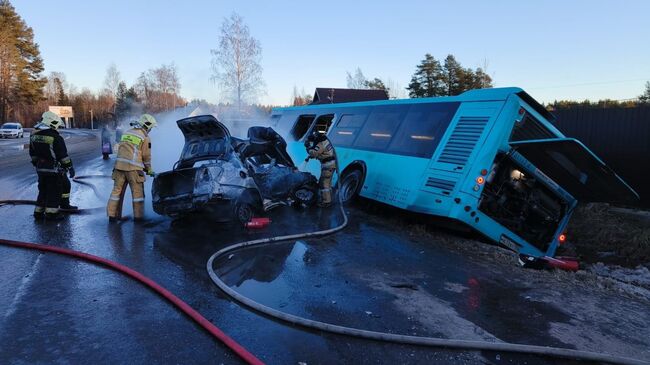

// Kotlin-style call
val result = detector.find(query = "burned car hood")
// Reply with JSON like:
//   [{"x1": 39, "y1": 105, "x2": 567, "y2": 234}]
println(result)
[
  {"x1": 239, "y1": 126, "x2": 296, "y2": 168},
  {"x1": 511, "y1": 138, "x2": 639, "y2": 204},
  {"x1": 175, "y1": 115, "x2": 231, "y2": 169}
]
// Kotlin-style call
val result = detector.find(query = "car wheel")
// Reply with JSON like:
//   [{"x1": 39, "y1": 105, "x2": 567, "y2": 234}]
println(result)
[
  {"x1": 339, "y1": 169, "x2": 363, "y2": 203},
  {"x1": 234, "y1": 202, "x2": 254, "y2": 224},
  {"x1": 291, "y1": 184, "x2": 318, "y2": 207}
]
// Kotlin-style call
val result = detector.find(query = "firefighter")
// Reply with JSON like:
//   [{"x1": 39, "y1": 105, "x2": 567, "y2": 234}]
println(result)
[
  {"x1": 107, "y1": 114, "x2": 157, "y2": 222},
  {"x1": 304, "y1": 130, "x2": 337, "y2": 207},
  {"x1": 29, "y1": 111, "x2": 75, "y2": 220}
]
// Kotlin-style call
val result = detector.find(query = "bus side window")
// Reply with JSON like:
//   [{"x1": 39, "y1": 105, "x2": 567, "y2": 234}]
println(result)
[
  {"x1": 311, "y1": 114, "x2": 335, "y2": 135},
  {"x1": 291, "y1": 115, "x2": 316, "y2": 140},
  {"x1": 387, "y1": 103, "x2": 459, "y2": 158},
  {"x1": 329, "y1": 114, "x2": 367, "y2": 146},
  {"x1": 353, "y1": 106, "x2": 406, "y2": 151}
]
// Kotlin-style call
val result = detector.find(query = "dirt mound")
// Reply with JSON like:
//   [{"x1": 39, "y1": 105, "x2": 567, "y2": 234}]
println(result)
[{"x1": 567, "y1": 203, "x2": 650, "y2": 267}]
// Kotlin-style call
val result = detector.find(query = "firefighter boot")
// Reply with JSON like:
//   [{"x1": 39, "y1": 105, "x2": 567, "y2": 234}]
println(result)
[
  {"x1": 318, "y1": 168, "x2": 334, "y2": 207},
  {"x1": 33, "y1": 206, "x2": 45, "y2": 219},
  {"x1": 60, "y1": 197, "x2": 78, "y2": 211},
  {"x1": 44, "y1": 208, "x2": 64, "y2": 221}
]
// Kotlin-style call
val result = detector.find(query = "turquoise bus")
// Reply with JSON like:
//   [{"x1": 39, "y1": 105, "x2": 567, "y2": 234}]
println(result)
[{"x1": 269, "y1": 87, "x2": 639, "y2": 261}]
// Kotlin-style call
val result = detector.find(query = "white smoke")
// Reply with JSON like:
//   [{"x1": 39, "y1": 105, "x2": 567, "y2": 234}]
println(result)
[{"x1": 139, "y1": 103, "x2": 272, "y2": 218}]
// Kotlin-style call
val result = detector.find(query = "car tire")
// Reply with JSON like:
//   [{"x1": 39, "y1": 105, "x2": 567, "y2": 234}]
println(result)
[
  {"x1": 234, "y1": 202, "x2": 254, "y2": 224},
  {"x1": 339, "y1": 169, "x2": 363, "y2": 203},
  {"x1": 291, "y1": 183, "x2": 318, "y2": 207}
]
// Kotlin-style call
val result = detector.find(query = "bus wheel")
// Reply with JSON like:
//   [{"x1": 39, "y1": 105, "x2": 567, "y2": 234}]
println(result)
[{"x1": 340, "y1": 169, "x2": 363, "y2": 203}]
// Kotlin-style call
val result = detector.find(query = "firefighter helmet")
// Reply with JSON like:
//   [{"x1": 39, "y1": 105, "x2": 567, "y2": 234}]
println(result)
[
  {"x1": 138, "y1": 114, "x2": 157, "y2": 131},
  {"x1": 41, "y1": 111, "x2": 64, "y2": 130}
]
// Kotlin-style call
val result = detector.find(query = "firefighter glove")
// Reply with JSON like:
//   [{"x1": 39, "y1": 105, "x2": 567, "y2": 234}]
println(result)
[
  {"x1": 68, "y1": 167, "x2": 75, "y2": 178},
  {"x1": 146, "y1": 168, "x2": 155, "y2": 177}
]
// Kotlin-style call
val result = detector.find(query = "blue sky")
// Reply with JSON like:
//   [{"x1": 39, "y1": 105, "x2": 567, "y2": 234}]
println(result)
[{"x1": 13, "y1": 0, "x2": 650, "y2": 105}]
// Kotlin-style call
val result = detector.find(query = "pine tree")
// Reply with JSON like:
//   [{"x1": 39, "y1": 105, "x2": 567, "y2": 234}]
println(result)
[
  {"x1": 115, "y1": 82, "x2": 140, "y2": 119},
  {"x1": 443, "y1": 55, "x2": 466, "y2": 96},
  {"x1": 0, "y1": 0, "x2": 46, "y2": 122},
  {"x1": 407, "y1": 53, "x2": 493, "y2": 98},
  {"x1": 639, "y1": 81, "x2": 650, "y2": 103},
  {"x1": 54, "y1": 77, "x2": 69, "y2": 105},
  {"x1": 365, "y1": 78, "x2": 389, "y2": 95},
  {"x1": 406, "y1": 54, "x2": 446, "y2": 98},
  {"x1": 468, "y1": 67, "x2": 493, "y2": 90}
]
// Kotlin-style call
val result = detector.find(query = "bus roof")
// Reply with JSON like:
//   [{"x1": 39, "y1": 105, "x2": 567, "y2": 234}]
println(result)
[
  {"x1": 273, "y1": 87, "x2": 555, "y2": 123},
  {"x1": 274, "y1": 87, "x2": 525, "y2": 112}
]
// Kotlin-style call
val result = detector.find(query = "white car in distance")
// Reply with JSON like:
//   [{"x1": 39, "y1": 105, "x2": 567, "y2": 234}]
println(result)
[{"x1": 0, "y1": 122, "x2": 24, "y2": 139}]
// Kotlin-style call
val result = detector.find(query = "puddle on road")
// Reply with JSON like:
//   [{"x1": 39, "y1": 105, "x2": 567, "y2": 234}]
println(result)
[{"x1": 217, "y1": 241, "x2": 307, "y2": 307}]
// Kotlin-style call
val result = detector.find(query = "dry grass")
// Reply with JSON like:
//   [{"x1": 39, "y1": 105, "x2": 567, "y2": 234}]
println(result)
[{"x1": 567, "y1": 203, "x2": 650, "y2": 267}]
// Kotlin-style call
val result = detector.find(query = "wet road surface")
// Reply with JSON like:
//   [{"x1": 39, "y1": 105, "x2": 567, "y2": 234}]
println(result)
[{"x1": 1, "y1": 131, "x2": 649, "y2": 364}]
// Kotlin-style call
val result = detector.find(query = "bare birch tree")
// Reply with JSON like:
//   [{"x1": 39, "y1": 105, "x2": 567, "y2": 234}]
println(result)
[
  {"x1": 44, "y1": 71, "x2": 67, "y2": 104},
  {"x1": 134, "y1": 63, "x2": 184, "y2": 113},
  {"x1": 102, "y1": 63, "x2": 121, "y2": 106},
  {"x1": 210, "y1": 13, "x2": 264, "y2": 110},
  {"x1": 346, "y1": 68, "x2": 367, "y2": 89}
]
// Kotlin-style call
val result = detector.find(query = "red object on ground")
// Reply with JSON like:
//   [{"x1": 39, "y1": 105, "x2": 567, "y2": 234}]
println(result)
[
  {"x1": 0, "y1": 238, "x2": 264, "y2": 365},
  {"x1": 245, "y1": 217, "x2": 271, "y2": 229},
  {"x1": 542, "y1": 256, "x2": 580, "y2": 272}
]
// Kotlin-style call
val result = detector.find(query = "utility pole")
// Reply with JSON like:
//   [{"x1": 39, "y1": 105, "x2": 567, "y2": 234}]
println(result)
[{"x1": 90, "y1": 109, "x2": 94, "y2": 130}]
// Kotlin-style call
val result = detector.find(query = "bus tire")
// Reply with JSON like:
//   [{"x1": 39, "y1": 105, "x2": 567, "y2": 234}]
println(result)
[{"x1": 339, "y1": 169, "x2": 363, "y2": 203}]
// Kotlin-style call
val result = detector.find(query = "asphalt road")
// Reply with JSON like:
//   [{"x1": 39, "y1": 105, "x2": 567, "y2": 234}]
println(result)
[{"x1": 0, "y1": 131, "x2": 649, "y2": 364}]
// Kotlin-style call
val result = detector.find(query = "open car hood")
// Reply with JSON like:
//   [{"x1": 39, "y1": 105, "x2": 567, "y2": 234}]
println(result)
[
  {"x1": 510, "y1": 138, "x2": 639, "y2": 204},
  {"x1": 177, "y1": 114, "x2": 230, "y2": 142},
  {"x1": 176, "y1": 115, "x2": 231, "y2": 168},
  {"x1": 243, "y1": 126, "x2": 296, "y2": 168}
]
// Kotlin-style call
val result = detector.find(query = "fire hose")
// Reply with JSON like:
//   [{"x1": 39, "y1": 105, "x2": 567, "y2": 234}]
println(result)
[
  {"x1": 1, "y1": 173, "x2": 647, "y2": 364},
  {"x1": 0, "y1": 174, "x2": 264, "y2": 365},
  {"x1": 0, "y1": 175, "x2": 110, "y2": 212},
  {"x1": 206, "y1": 163, "x2": 649, "y2": 365}
]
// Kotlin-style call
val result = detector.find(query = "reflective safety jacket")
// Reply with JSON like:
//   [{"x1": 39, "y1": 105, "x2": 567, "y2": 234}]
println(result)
[
  {"x1": 29, "y1": 128, "x2": 72, "y2": 174},
  {"x1": 114, "y1": 128, "x2": 151, "y2": 171},
  {"x1": 307, "y1": 136, "x2": 337, "y2": 169}
]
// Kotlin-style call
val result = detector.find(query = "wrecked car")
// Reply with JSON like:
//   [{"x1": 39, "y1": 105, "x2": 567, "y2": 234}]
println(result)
[{"x1": 152, "y1": 115, "x2": 318, "y2": 223}]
